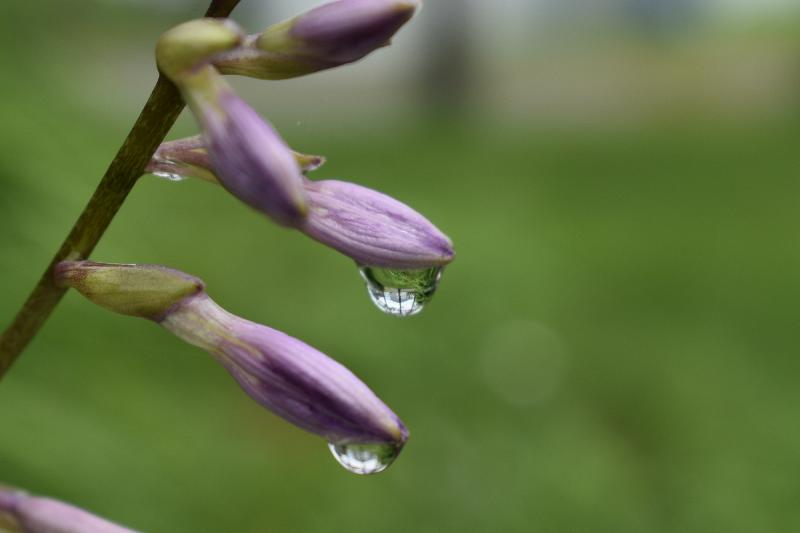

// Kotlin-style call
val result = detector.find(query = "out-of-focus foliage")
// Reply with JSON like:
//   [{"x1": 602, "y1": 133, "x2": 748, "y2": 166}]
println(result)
[{"x1": 1, "y1": 1, "x2": 799, "y2": 532}]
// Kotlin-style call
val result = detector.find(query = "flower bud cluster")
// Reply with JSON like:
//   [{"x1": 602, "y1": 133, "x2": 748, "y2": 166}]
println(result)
[
  {"x1": 53, "y1": 0, "x2": 454, "y2": 479},
  {"x1": 153, "y1": 2, "x2": 453, "y2": 271}
]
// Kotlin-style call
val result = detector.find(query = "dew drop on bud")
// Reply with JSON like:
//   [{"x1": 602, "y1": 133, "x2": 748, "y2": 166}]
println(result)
[
  {"x1": 151, "y1": 158, "x2": 188, "y2": 181},
  {"x1": 359, "y1": 266, "x2": 443, "y2": 317},
  {"x1": 152, "y1": 171, "x2": 188, "y2": 182},
  {"x1": 328, "y1": 442, "x2": 403, "y2": 475}
]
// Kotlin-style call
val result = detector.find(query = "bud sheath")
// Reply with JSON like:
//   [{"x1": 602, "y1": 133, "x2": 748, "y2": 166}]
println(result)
[{"x1": 55, "y1": 262, "x2": 204, "y2": 320}]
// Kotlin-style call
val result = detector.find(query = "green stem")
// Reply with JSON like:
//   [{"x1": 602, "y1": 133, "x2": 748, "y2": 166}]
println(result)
[{"x1": 0, "y1": 0, "x2": 241, "y2": 381}]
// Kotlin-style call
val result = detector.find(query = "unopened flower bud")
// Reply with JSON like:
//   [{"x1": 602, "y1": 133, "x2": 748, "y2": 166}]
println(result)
[
  {"x1": 0, "y1": 487, "x2": 136, "y2": 533},
  {"x1": 57, "y1": 261, "x2": 408, "y2": 469},
  {"x1": 162, "y1": 293, "x2": 407, "y2": 448},
  {"x1": 145, "y1": 138, "x2": 452, "y2": 270},
  {"x1": 213, "y1": 0, "x2": 421, "y2": 79}
]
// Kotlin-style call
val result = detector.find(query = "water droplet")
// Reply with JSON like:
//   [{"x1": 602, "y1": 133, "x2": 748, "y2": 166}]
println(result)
[
  {"x1": 359, "y1": 266, "x2": 443, "y2": 317},
  {"x1": 150, "y1": 158, "x2": 188, "y2": 181},
  {"x1": 328, "y1": 442, "x2": 402, "y2": 475},
  {"x1": 152, "y1": 171, "x2": 187, "y2": 182}
]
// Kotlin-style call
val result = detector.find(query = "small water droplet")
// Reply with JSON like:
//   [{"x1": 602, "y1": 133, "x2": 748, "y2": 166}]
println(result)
[
  {"x1": 152, "y1": 171, "x2": 187, "y2": 182},
  {"x1": 328, "y1": 442, "x2": 402, "y2": 475},
  {"x1": 359, "y1": 266, "x2": 443, "y2": 317},
  {"x1": 150, "y1": 157, "x2": 188, "y2": 181}
]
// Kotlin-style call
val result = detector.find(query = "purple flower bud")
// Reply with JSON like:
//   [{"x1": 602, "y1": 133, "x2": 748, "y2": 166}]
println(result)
[
  {"x1": 301, "y1": 179, "x2": 453, "y2": 269},
  {"x1": 178, "y1": 66, "x2": 308, "y2": 226},
  {"x1": 57, "y1": 261, "x2": 408, "y2": 473},
  {"x1": 145, "y1": 140, "x2": 453, "y2": 271},
  {"x1": 161, "y1": 293, "x2": 408, "y2": 450},
  {"x1": 213, "y1": 0, "x2": 420, "y2": 79},
  {"x1": 0, "y1": 488, "x2": 136, "y2": 533}
]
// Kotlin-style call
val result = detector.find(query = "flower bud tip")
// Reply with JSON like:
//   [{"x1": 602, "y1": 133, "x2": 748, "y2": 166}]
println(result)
[
  {"x1": 156, "y1": 18, "x2": 244, "y2": 79},
  {"x1": 301, "y1": 179, "x2": 454, "y2": 269}
]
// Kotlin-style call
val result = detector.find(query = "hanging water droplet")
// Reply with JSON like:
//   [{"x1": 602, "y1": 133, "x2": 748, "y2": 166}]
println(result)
[
  {"x1": 328, "y1": 442, "x2": 403, "y2": 475},
  {"x1": 359, "y1": 266, "x2": 443, "y2": 317},
  {"x1": 152, "y1": 170, "x2": 187, "y2": 182}
]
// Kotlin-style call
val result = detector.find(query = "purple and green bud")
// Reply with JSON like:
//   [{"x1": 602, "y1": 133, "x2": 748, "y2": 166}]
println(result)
[
  {"x1": 213, "y1": 0, "x2": 421, "y2": 79},
  {"x1": 0, "y1": 487, "x2": 136, "y2": 533},
  {"x1": 55, "y1": 261, "x2": 409, "y2": 472},
  {"x1": 156, "y1": 20, "x2": 308, "y2": 226}
]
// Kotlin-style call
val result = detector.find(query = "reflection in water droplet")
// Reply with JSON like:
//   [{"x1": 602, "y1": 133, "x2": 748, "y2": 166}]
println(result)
[
  {"x1": 328, "y1": 442, "x2": 403, "y2": 475},
  {"x1": 359, "y1": 266, "x2": 443, "y2": 317},
  {"x1": 152, "y1": 170, "x2": 187, "y2": 182}
]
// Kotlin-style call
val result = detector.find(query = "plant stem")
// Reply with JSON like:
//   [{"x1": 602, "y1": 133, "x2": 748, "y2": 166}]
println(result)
[{"x1": 0, "y1": 0, "x2": 241, "y2": 380}]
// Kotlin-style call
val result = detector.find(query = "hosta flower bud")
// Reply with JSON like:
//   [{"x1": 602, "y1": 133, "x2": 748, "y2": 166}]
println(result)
[
  {"x1": 148, "y1": 134, "x2": 325, "y2": 183},
  {"x1": 213, "y1": 0, "x2": 420, "y2": 79},
  {"x1": 0, "y1": 488, "x2": 136, "y2": 533},
  {"x1": 301, "y1": 179, "x2": 453, "y2": 269},
  {"x1": 157, "y1": 19, "x2": 308, "y2": 226},
  {"x1": 56, "y1": 261, "x2": 408, "y2": 471},
  {"x1": 162, "y1": 293, "x2": 407, "y2": 448}
]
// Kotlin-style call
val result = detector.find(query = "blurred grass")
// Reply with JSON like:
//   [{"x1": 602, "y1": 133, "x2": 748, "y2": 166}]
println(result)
[{"x1": 2, "y1": 2, "x2": 800, "y2": 532}]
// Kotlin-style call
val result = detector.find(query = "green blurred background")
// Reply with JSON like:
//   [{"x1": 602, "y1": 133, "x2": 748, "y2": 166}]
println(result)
[{"x1": 2, "y1": 0, "x2": 800, "y2": 531}]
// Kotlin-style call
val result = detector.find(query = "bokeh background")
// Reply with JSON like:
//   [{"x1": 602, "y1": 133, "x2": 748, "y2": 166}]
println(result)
[{"x1": 2, "y1": 0, "x2": 800, "y2": 531}]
